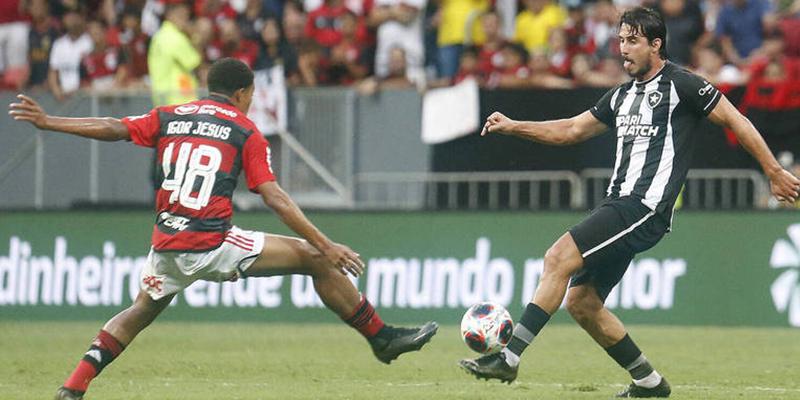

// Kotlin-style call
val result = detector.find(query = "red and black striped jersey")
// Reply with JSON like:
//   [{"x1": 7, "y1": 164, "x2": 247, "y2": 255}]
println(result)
[{"x1": 121, "y1": 95, "x2": 275, "y2": 252}]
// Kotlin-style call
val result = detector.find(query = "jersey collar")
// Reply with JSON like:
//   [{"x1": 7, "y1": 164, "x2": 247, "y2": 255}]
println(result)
[
  {"x1": 205, "y1": 93, "x2": 235, "y2": 106},
  {"x1": 634, "y1": 61, "x2": 670, "y2": 86}
]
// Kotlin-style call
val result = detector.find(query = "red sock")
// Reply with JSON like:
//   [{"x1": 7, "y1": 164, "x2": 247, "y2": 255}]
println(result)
[
  {"x1": 344, "y1": 295, "x2": 385, "y2": 338},
  {"x1": 63, "y1": 330, "x2": 125, "y2": 393}
]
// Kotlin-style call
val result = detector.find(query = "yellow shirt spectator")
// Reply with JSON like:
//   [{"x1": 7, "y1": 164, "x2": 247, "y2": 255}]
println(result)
[
  {"x1": 148, "y1": 20, "x2": 201, "y2": 106},
  {"x1": 513, "y1": 2, "x2": 566, "y2": 52},
  {"x1": 437, "y1": 0, "x2": 490, "y2": 46}
]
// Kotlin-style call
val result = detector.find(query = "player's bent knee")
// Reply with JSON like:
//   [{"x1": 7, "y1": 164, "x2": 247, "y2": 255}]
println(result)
[
  {"x1": 548, "y1": 238, "x2": 584, "y2": 280},
  {"x1": 543, "y1": 246, "x2": 578, "y2": 277},
  {"x1": 565, "y1": 290, "x2": 601, "y2": 322}
]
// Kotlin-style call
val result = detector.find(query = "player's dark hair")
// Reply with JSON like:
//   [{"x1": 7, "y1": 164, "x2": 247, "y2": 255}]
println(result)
[
  {"x1": 619, "y1": 7, "x2": 668, "y2": 59},
  {"x1": 207, "y1": 58, "x2": 254, "y2": 97}
]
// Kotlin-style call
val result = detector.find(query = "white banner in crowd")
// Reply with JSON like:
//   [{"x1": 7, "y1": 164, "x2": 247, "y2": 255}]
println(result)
[
  {"x1": 248, "y1": 65, "x2": 287, "y2": 136},
  {"x1": 421, "y1": 78, "x2": 480, "y2": 144}
]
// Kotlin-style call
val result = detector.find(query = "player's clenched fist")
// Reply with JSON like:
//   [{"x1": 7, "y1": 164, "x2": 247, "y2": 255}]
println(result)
[
  {"x1": 480, "y1": 112, "x2": 515, "y2": 136},
  {"x1": 768, "y1": 168, "x2": 800, "y2": 204}
]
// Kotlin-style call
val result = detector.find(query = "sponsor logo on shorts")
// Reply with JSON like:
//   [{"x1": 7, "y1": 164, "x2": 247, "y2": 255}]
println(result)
[{"x1": 142, "y1": 275, "x2": 164, "y2": 292}]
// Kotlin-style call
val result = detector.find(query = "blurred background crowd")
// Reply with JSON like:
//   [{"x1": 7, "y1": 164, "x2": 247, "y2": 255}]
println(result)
[{"x1": 1, "y1": 0, "x2": 800, "y2": 101}]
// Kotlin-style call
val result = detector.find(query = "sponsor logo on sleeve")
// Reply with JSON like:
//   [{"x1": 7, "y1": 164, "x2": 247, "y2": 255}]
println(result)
[
  {"x1": 698, "y1": 81, "x2": 714, "y2": 96},
  {"x1": 174, "y1": 104, "x2": 200, "y2": 115}
]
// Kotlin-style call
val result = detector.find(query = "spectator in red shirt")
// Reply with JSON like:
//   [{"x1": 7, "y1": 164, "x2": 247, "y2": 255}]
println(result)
[
  {"x1": 207, "y1": 19, "x2": 260, "y2": 68},
  {"x1": 306, "y1": 0, "x2": 351, "y2": 48},
  {"x1": 81, "y1": 20, "x2": 122, "y2": 91},
  {"x1": 547, "y1": 29, "x2": 571, "y2": 77},
  {"x1": 477, "y1": 10, "x2": 508, "y2": 77},
  {"x1": 0, "y1": 0, "x2": 31, "y2": 90},
  {"x1": 117, "y1": 7, "x2": 150, "y2": 87},
  {"x1": 563, "y1": 5, "x2": 595, "y2": 57},
  {"x1": 453, "y1": 45, "x2": 483, "y2": 84},
  {"x1": 327, "y1": 11, "x2": 369, "y2": 84},
  {"x1": 195, "y1": 0, "x2": 238, "y2": 25},
  {"x1": 487, "y1": 42, "x2": 530, "y2": 88}
]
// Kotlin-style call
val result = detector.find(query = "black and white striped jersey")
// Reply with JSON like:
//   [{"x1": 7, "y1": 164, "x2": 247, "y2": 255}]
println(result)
[{"x1": 590, "y1": 61, "x2": 722, "y2": 228}]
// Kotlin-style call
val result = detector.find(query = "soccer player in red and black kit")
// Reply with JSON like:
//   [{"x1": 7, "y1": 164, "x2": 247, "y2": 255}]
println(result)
[
  {"x1": 9, "y1": 58, "x2": 438, "y2": 400},
  {"x1": 459, "y1": 7, "x2": 800, "y2": 398}
]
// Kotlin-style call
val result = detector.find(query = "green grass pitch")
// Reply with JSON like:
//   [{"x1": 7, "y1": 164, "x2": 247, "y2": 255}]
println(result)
[{"x1": 1, "y1": 322, "x2": 798, "y2": 399}]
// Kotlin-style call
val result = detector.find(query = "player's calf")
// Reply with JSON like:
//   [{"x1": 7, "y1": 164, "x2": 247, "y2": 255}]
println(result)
[{"x1": 59, "y1": 330, "x2": 126, "y2": 398}]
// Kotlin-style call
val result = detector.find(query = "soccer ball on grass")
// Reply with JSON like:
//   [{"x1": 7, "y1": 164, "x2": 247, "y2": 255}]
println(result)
[{"x1": 460, "y1": 302, "x2": 514, "y2": 354}]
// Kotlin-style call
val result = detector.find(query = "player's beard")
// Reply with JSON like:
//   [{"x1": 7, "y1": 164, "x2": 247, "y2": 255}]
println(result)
[{"x1": 623, "y1": 57, "x2": 652, "y2": 80}]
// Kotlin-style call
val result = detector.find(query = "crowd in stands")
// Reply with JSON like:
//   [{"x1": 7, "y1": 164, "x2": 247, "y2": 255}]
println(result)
[{"x1": 1, "y1": 0, "x2": 800, "y2": 100}]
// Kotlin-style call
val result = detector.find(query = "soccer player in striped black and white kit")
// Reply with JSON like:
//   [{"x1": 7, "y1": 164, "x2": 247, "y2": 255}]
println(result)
[
  {"x1": 10, "y1": 58, "x2": 438, "y2": 400},
  {"x1": 459, "y1": 7, "x2": 800, "y2": 398}
]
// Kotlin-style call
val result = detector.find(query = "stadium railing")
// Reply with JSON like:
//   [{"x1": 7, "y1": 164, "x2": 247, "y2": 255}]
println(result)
[
  {"x1": 355, "y1": 171, "x2": 584, "y2": 210},
  {"x1": 581, "y1": 168, "x2": 770, "y2": 210},
  {"x1": 0, "y1": 90, "x2": 777, "y2": 211}
]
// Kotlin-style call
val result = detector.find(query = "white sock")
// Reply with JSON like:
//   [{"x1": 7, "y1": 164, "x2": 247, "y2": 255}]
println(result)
[
  {"x1": 633, "y1": 370, "x2": 662, "y2": 389},
  {"x1": 501, "y1": 347, "x2": 520, "y2": 367}
]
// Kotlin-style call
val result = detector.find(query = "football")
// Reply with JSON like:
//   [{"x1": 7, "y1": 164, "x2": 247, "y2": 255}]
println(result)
[{"x1": 460, "y1": 302, "x2": 514, "y2": 354}]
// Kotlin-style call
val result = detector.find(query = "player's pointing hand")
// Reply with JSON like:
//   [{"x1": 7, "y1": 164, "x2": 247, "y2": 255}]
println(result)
[
  {"x1": 480, "y1": 111, "x2": 514, "y2": 136},
  {"x1": 8, "y1": 94, "x2": 48, "y2": 129}
]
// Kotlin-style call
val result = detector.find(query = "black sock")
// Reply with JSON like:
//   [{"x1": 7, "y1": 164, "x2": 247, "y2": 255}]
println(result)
[
  {"x1": 504, "y1": 303, "x2": 551, "y2": 359},
  {"x1": 605, "y1": 334, "x2": 655, "y2": 380}
]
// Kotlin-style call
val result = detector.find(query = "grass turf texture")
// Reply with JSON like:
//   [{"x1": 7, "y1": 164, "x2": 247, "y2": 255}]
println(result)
[{"x1": 1, "y1": 322, "x2": 798, "y2": 399}]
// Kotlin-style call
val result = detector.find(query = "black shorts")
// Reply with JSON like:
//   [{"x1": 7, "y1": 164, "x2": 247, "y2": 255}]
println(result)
[{"x1": 568, "y1": 196, "x2": 668, "y2": 301}]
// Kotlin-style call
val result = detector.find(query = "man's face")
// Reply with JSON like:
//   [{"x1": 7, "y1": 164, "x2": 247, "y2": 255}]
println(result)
[
  {"x1": 169, "y1": 5, "x2": 192, "y2": 32},
  {"x1": 220, "y1": 19, "x2": 240, "y2": 45},
  {"x1": 88, "y1": 21, "x2": 105, "y2": 46},
  {"x1": 63, "y1": 11, "x2": 85, "y2": 37},
  {"x1": 481, "y1": 13, "x2": 499, "y2": 37},
  {"x1": 619, "y1": 23, "x2": 659, "y2": 79}
]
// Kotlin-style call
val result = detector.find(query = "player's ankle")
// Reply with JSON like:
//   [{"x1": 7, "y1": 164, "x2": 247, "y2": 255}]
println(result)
[
  {"x1": 633, "y1": 370, "x2": 662, "y2": 389},
  {"x1": 500, "y1": 347, "x2": 520, "y2": 367}
]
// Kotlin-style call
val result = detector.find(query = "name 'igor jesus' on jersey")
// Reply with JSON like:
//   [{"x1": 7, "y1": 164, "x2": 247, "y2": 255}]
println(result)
[
  {"x1": 121, "y1": 95, "x2": 276, "y2": 252},
  {"x1": 590, "y1": 61, "x2": 721, "y2": 227}
]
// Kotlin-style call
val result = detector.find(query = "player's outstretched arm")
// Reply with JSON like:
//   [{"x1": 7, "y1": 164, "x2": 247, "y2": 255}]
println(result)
[
  {"x1": 708, "y1": 95, "x2": 800, "y2": 203},
  {"x1": 255, "y1": 181, "x2": 365, "y2": 277},
  {"x1": 8, "y1": 94, "x2": 130, "y2": 141},
  {"x1": 480, "y1": 110, "x2": 608, "y2": 145}
]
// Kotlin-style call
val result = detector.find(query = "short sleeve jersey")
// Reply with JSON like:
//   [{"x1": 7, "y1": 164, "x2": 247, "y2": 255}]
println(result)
[
  {"x1": 122, "y1": 95, "x2": 275, "y2": 252},
  {"x1": 590, "y1": 61, "x2": 721, "y2": 227}
]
